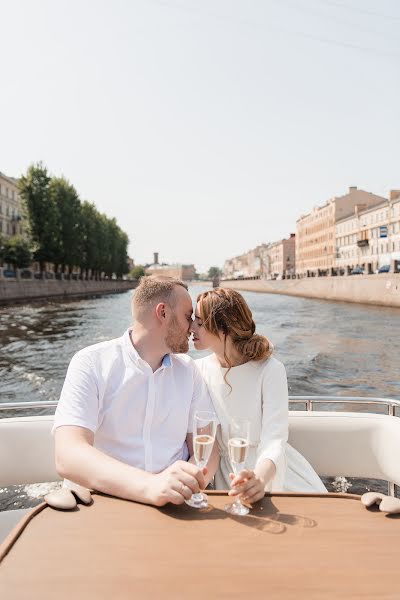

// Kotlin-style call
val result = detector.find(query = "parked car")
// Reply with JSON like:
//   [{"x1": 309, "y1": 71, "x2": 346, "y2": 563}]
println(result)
[
  {"x1": 3, "y1": 269, "x2": 16, "y2": 278},
  {"x1": 351, "y1": 266, "x2": 364, "y2": 275},
  {"x1": 378, "y1": 264, "x2": 390, "y2": 274}
]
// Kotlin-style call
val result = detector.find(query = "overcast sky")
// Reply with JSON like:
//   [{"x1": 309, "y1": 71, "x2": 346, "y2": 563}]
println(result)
[{"x1": 1, "y1": 0, "x2": 399, "y2": 272}]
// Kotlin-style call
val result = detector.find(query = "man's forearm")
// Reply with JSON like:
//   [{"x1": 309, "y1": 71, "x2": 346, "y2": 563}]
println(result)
[{"x1": 57, "y1": 442, "x2": 154, "y2": 504}]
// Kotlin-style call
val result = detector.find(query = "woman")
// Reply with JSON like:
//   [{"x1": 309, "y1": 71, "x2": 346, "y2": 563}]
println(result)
[{"x1": 191, "y1": 288, "x2": 326, "y2": 504}]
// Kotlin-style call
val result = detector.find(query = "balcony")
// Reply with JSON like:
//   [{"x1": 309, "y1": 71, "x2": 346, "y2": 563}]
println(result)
[{"x1": 357, "y1": 230, "x2": 369, "y2": 247}]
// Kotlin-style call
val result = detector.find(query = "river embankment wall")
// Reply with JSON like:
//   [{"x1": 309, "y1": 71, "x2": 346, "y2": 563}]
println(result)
[
  {"x1": 0, "y1": 279, "x2": 138, "y2": 305},
  {"x1": 221, "y1": 275, "x2": 400, "y2": 308}
]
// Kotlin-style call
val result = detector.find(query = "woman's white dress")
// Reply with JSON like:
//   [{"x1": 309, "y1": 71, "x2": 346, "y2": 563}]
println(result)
[{"x1": 196, "y1": 354, "x2": 327, "y2": 493}]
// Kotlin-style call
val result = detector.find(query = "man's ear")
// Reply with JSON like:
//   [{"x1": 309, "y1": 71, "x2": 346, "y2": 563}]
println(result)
[{"x1": 155, "y1": 302, "x2": 167, "y2": 322}]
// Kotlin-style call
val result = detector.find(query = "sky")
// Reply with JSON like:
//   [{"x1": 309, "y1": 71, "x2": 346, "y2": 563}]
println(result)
[{"x1": 0, "y1": 0, "x2": 399, "y2": 273}]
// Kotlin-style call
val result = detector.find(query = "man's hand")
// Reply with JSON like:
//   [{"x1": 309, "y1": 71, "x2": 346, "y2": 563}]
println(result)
[
  {"x1": 148, "y1": 461, "x2": 207, "y2": 507},
  {"x1": 228, "y1": 469, "x2": 266, "y2": 504}
]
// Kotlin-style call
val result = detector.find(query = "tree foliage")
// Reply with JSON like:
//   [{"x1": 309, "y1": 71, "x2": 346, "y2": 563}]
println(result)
[
  {"x1": 208, "y1": 266, "x2": 222, "y2": 279},
  {"x1": 49, "y1": 177, "x2": 82, "y2": 273},
  {"x1": 0, "y1": 235, "x2": 32, "y2": 269},
  {"x1": 18, "y1": 163, "x2": 130, "y2": 278},
  {"x1": 129, "y1": 265, "x2": 146, "y2": 280},
  {"x1": 19, "y1": 163, "x2": 58, "y2": 270}
]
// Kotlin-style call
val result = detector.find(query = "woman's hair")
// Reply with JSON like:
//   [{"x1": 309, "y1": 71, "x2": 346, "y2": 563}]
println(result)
[{"x1": 197, "y1": 288, "x2": 273, "y2": 385}]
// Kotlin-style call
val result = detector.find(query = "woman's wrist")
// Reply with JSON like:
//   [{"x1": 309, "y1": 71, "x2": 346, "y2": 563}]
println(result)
[{"x1": 254, "y1": 458, "x2": 276, "y2": 487}]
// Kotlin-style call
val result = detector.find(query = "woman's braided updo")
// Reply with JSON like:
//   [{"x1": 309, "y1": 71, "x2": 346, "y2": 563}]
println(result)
[{"x1": 197, "y1": 288, "x2": 273, "y2": 384}]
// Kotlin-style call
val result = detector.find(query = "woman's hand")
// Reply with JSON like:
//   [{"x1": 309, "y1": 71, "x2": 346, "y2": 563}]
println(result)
[{"x1": 228, "y1": 469, "x2": 266, "y2": 504}]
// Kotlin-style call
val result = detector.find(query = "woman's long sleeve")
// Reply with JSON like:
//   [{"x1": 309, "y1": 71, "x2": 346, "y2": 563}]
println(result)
[{"x1": 255, "y1": 359, "x2": 289, "y2": 486}]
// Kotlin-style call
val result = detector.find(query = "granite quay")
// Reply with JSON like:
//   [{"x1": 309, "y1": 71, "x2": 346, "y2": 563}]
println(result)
[
  {"x1": 221, "y1": 274, "x2": 400, "y2": 308},
  {"x1": 0, "y1": 278, "x2": 138, "y2": 306}
]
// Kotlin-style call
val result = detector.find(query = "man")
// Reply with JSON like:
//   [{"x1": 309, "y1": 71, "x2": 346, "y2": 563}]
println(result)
[{"x1": 54, "y1": 276, "x2": 218, "y2": 506}]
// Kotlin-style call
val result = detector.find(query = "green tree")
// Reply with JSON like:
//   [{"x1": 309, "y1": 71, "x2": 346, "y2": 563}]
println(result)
[
  {"x1": 19, "y1": 163, "x2": 59, "y2": 273},
  {"x1": 79, "y1": 201, "x2": 99, "y2": 279},
  {"x1": 49, "y1": 177, "x2": 82, "y2": 275},
  {"x1": 208, "y1": 266, "x2": 222, "y2": 280},
  {"x1": 113, "y1": 229, "x2": 129, "y2": 278},
  {"x1": 19, "y1": 162, "x2": 130, "y2": 280},
  {"x1": 129, "y1": 265, "x2": 146, "y2": 279},
  {"x1": 1, "y1": 236, "x2": 32, "y2": 270}
]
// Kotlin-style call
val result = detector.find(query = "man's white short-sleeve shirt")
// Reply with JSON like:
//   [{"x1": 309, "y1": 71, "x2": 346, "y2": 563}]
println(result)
[{"x1": 53, "y1": 329, "x2": 214, "y2": 473}]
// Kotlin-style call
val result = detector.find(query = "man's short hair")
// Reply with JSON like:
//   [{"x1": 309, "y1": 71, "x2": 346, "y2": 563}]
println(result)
[{"x1": 133, "y1": 275, "x2": 188, "y2": 313}]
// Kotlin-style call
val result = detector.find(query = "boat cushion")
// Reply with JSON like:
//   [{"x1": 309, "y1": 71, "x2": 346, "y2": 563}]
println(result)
[
  {"x1": 0, "y1": 509, "x2": 30, "y2": 545},
  {"x1": 1, "y1": 411, "x2": 400, "y2": 487}
]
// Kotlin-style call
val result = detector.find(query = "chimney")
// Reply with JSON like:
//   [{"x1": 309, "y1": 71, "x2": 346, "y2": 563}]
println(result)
[
  {"x1": 389, "y1": 190, "x2": 400, "y2": 201},
  {"x1": 349, "y1": 186, "x2": 357, "y2": 193},
  {"x1": 153, "y1": 252, "x2": 159, "y2": 265}
]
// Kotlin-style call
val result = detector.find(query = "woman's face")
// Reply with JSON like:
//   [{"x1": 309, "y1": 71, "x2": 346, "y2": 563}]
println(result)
[{"x1": 190, "y1": 301, "x2": 221, "y2": 351}]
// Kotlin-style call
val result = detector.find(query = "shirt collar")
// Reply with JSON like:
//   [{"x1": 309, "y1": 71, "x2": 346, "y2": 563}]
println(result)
[
  {"x1": 123, "y1": 328, "x2": 172, "y2": 370},
  {"x1": 162, "y1": 354, "x2": 172, "y2": 368}
]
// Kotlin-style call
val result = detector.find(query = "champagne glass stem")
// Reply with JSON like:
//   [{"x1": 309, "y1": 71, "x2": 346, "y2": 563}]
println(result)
[
  {"x1": 234, "y1": 496, "x2": 243, "y2": 511},
  {"x1": 191, "y1": 492, "x2": 204, "y2": 502}
]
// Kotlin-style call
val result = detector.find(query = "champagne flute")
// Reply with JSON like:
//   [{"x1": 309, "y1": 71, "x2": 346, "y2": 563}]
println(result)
[
  {"x1": 225, "y1": 417, "x2": 251, "y2": 516},
  {"x1": 186, "y1": 410, "x2": 217, "y2": 509}
]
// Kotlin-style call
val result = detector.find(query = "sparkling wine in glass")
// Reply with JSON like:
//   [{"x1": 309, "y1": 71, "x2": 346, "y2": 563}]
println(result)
[
  {"x1": 186, "y1": 411, "x2": 217, "y2": 509},
  {"x1": 225, "y1": 417, "x2": 251, "y2": 516}
]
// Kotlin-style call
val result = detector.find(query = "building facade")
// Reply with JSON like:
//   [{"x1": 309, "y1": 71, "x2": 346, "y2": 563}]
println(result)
[
  {"x1": 223, "y1": 245, "x2": 265, "y2": 279},
  {"x1": 145, "y1": 254, "x2": 196, "y2": 280},
  {"x1": 0, "y1": 172, "x2": 24, "y2": 240},
  {"x1": 223, "y1": 237, "x2": 295, "y2": 280},
  {"x1": 296, "y1": 187, "x2": 387, "y2": 277},
  {"x1": 260, "y1": 234, "x2": 296, "y2": 279},
  {"x1": 336, "y1": 190, "x2": 400, "y2": 273},
  {"x1": 146, "y1": 264, "x2": 196, "y2": 280}
]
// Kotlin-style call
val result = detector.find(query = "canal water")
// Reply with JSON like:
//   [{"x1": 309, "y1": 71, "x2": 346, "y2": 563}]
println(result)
[{"x1": 1, "y1": 285, "x2": 399, "y2": 507}]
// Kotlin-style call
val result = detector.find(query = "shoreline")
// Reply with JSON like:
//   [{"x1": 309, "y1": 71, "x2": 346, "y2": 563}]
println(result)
[
  {"x1": 0, "y1": 279, "x2": 138, "y2": 306},
  {"x1": 221, "y1": 275, "x2": 400, "y2": 308}
]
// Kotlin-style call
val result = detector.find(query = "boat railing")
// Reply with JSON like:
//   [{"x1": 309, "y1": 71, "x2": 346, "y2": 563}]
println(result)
[
  {"x1": 1, "y1": 396, "x2": 399, "y2": 414},
  {"x1": 0, "y1": 401, "x2": 58, "y2": 412},
  {"x1": 288, "y1": 396, "x2": 400, "y2": 416}
]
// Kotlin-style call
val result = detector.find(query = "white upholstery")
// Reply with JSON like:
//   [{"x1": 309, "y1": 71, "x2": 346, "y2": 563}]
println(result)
[
  {"x1": 0, "y1": 509, "x2": 30, "y2": 544},
  {"x1": 288, "y1": 411, "x2": 400, "y2": 486},
  {"x1": 1, "y1": 411, "x2": 400, "y2": 489},
  {"x1": 0, "y1": 416, "x2": 60, "y2": 487}
]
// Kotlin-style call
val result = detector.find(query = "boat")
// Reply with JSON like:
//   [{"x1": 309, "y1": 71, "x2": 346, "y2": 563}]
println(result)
[{"x1": 1, "y1": 396, "x2": 400, "y2": 598}]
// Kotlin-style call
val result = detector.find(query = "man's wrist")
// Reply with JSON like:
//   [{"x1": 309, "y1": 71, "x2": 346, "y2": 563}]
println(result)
[{"x1": 132, "y1": 470, "x2": 156, "y2": 504}]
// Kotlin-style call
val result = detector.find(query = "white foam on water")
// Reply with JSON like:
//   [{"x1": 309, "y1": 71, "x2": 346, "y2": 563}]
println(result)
[{"x1": 23, "y1": 481, "x2": 62, "y2": 499}]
